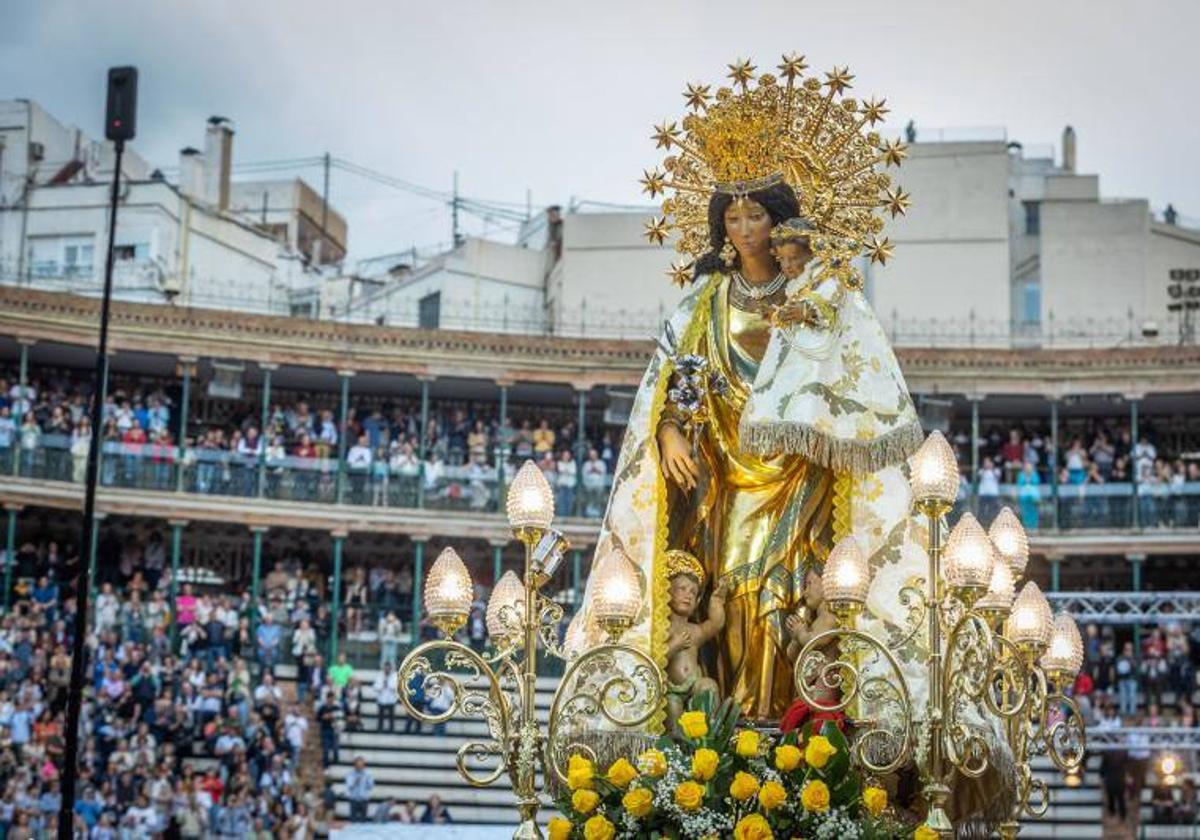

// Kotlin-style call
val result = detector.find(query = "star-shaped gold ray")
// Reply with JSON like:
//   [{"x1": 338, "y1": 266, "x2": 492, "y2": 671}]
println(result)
[
  {"x1": 879, "y1": 137, "x2": 908, "y2": 167},
  {"x1": 824, "y1": 66, "x2": 854, "y2": 95},
  {"x1": 860, "y1": 97, "x2": 889, "y2": 126},
  {"x1": 777, "y1": 52, "x2": 808, "y2": 83},
  {"x1": 727, "y1": 58, "x2": 756, "y2": 89},
  {"x1": 644, "y1": 217, "x2": 669, "y2": 245},
  {"x1": 866, "y1": 234, "x2": 894, "y2": 265},
  {"x1": 683, "y1": 83, "x2": 711, "y2": 112},
  {"x1": 651, "y1": 121, "x2": 681, "y2": 150},
  {"x1": 667, "y1": 260, "x2": 694, "y2": 288},
  {"x1": 640, "y1": 168, "x2": 667, "y2": 198},
  {"x1": 883, "y1": 186, "x2": 911, "y2": 218}
]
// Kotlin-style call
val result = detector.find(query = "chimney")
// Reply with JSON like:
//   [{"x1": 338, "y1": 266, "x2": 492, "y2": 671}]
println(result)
[
  {"x1": 178, "y1": 147, "x2": 204, "y2": 200},
  {"x1": 204, "y1": 116, "x2": 234, "y2": 211},
  {"x1": 1061, "y1": 125, "x2": 1076, "y2": 173}
]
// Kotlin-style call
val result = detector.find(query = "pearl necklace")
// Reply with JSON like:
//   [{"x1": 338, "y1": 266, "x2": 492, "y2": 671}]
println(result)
[{"x1": 732, "y1": 270, "x2": 786, "y2": 300}]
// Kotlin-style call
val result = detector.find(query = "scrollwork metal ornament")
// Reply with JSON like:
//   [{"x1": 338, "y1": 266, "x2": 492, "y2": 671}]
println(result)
[
  {"x1": 795, "y1": 491, "x2": 1086, "y2": 839},
  {"x1": 396, "y1": 516, "x2": 664, "y2": 840}
]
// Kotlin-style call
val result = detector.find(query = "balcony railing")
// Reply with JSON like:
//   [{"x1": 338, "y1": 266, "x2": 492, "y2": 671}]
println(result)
[{"x1": 4, "y1": 436, "x2": 1198, "y2": 533}]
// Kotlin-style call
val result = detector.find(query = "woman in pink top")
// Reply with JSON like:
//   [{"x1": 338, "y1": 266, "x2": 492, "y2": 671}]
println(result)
[{"x1": 175, "y1": 583, "x2": 197, "y2": 626}]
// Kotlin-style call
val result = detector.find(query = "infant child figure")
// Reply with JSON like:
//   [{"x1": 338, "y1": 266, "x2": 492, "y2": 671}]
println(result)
[
  {"x1": 785, "y1": 567, "x2": 841, "y2": 708},
  {"x1": 664, "y1": 550, "x2": 727, "y2": 727}
]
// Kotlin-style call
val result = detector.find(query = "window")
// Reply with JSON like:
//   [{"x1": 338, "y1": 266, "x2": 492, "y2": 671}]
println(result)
[
  {"x1": 1015, "y1": 278, "x2": 1041, "y2": 327},
  {"x1": 418, "y1": 292, "x2": 441, "y2": 329},
  {"x1": 27, "y1": 234, "x2": 95, "y2": 278},
  {"x1": 1023, "y1": 201, "x2": 1040, "y2": 236}
]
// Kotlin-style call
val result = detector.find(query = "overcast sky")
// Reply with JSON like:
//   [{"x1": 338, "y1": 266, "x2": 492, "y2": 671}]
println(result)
[{"x1": 3, "y1": 0, "x2": 1197, "y2": 265}]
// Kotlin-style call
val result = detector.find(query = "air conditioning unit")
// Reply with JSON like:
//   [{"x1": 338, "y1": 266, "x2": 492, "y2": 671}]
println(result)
[
  {"x1": 207, "y1": 361, "x2": 245, "y2": 400},
  {"x1": 603, "y1": 388, "x2": 636, "y2": 426},
  {"x1": 28, "y1": 142, "x2": 44, "y2": 162}
]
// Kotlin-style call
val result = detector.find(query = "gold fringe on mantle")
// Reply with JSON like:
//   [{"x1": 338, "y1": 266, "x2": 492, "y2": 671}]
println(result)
[{"x1": 738, "y1": 415, "x2": 925, "y2": 474}]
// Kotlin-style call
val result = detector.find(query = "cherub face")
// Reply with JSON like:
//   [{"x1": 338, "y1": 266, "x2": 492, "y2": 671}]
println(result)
[
  {"x1": 774, "y1": 240, "x2": 813, "y2": 280},
  {"x1": 803, "y1": 570, "x2": 823, "y2": 610},
  {"x1": 668, "y1": 574, "x2": 701, "y2": 618}
]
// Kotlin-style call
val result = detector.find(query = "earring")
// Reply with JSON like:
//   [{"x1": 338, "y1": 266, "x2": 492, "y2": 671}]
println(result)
[{"x1": 720, "y1": 237, "x2": 737, "y2": 268}]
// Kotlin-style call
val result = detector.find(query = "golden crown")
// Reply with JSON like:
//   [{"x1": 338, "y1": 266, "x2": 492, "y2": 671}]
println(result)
[
  {"x1": 665, "y1": 549, "x2": 706, "y2": 587},
  {"x1": 641, "y1": 54, "x2": 910, "y2": 288}
]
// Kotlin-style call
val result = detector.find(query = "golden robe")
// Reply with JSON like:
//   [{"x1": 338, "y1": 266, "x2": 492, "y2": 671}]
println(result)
[{"x1": 668, "y1": 280, "x2": 835, "y2": 720}]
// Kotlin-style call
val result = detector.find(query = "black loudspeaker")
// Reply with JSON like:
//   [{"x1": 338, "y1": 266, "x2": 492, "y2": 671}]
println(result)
[{"x1": 105, "y1": 66, "x2": 138, "y2": 142}]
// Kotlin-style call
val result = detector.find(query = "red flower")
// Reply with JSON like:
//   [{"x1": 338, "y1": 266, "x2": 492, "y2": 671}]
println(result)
[{"x1": 779, "y1": 699, "x2": 847, "y2": 734}]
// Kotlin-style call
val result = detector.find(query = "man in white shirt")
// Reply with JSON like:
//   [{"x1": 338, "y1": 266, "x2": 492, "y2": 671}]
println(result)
[
  {"x1": 284, "y1": 705, "x2": 309, "y2": 764},
  {"x1": 373, "y1": 662, "x2": 399, "y2": 733},
  {"x1": 346, "y1": 434, "x2": 373, "y2": 503},
  {"x1": 581, "y1": 448, "x2": 608, "y2": 517}
]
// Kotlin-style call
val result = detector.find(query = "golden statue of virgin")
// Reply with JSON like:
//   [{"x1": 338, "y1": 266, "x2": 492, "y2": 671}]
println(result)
[{"x1": 578, "y1": 55, "x2": 932, "y2": 722}]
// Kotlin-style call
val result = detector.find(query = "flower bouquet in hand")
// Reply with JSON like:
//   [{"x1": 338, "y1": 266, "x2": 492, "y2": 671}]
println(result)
[{"x1": 551, "y1": 693, "x2": 921, "y2": 840}]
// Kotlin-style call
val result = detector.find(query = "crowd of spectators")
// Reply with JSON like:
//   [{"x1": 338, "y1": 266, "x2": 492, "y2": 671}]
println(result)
[
  {"x1": 0, "y1": 369, "x2": 619, "y2": 516},
  {"x1": 1076, "y1": 622, "x2": 1200, "y2": 827},
  {"x1": 951, "y1": 422, "x2": 1200, "y2": 530},
  {"x1": 0, "y1": 526, "x2": 479, "y2": 837}
]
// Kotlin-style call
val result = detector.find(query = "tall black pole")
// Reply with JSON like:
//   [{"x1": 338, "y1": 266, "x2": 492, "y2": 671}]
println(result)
[{"x1": 59, "y1": 138, "x2": 121, "y2": 837}]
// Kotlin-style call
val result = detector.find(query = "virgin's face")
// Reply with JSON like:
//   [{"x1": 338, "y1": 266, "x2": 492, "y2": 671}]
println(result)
[{"x1": 723, "y1": 198, "x2": 772, "y2": 260}]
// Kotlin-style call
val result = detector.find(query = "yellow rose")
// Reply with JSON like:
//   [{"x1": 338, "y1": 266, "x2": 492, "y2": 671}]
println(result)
[
  {"x1": 800, "y1": 779, "x2": 831, "y2": 813},
  {"x1": 548, "y1": 817, "x2": 573, "y2": 840},
  {"x1": 758, "y1": 780, "x2": 787, "y2": 812},
  {"x1": 735, "y1": 729, "x2": 760, "y2": 758},
  {"x1": 678, "y1": 710, "x2": 709, "y2": 739},
  {"x1": 805, "y1": 734, "x2": 838, "y2": 769},
  {"x1": 673, "y1": 780, "x2": 706, "y2": 811},
  {"x1": 914, "y1": 826, "x2": 940, "y2": 840},
  {"x1": 622, "y1": 787, "x2": 654, "y2": 818},
  {"x1": 567, "y1": 754, "x2": 595, "y2": 791},
  {"x1": 733, "y1": 813, "x2": 774, "y2": 840},
  {"x1": 606, "y1": 757, "x2": 638, "y2": 789},
  {"x1": 691, "y1": 748, "x2": 719, "y2": 781},
  {"x1": 863, "y1": 786, "x2": 888, "y2": 817},
  {"x1": 774, "y1": 743, "x2": 802, "y2": 772},
  {"x1": 729, "y1": 771, "x2": 760, "y2": 802},
  {"x1": 637, "y1": 748, "x2": 667, "y2": 777},
  {"x1": 572, "y1": 789, "x2": 600, "y2": 814},
  {"x1": 582, "y1": 814, "x2": 615, "y2": 840}
]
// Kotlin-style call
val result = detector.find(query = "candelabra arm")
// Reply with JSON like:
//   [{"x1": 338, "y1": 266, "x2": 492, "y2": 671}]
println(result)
[{"x1": 793, "y1": 626, "x2": 914, "y2": 776}]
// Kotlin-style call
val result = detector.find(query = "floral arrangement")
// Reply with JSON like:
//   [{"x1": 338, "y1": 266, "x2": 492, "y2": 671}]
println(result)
[{"x1": 550, "y1": 697, "x2": 930, "y2": 840}]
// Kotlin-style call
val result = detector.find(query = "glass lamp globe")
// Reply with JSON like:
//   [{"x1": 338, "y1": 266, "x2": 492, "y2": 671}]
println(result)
[
  {"x1": 506, "y1": 460, "x2": 555, "y2": 532},
  {"x1": 976, "y1": 555, "x2": 1016, "y2": 620},
  {"x1": 909, "y1": 430, "x2": 960, "y2": 505},
  {"x1": 944, "y1": 513, "x2": 995, "y2": 597},
  {"x1": 1005, "y1": 581, "x2": 1053, "y2": 654},
  {"x1": 486, "y1": 570, "x2": 526, "y2": 647},
  {"x1": 822, "y1": 536, "x2": 871, "y2": 622},
  {"x1": 592, "y1": 550, "x2": 642, "y2": 640},
  {"x1": 424, "y1": 547, "x2": 474, "y2": 636},
  {"x1": 1041, "y1": 613, "x2": 1085, "y2": 683},
  {"x1": 988, "y1": 507, "x2": 1030, "y2": 579}
]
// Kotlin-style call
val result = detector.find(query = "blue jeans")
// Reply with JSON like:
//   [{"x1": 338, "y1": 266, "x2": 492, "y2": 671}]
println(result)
[{"x1": 1118, "y1": 677, "x2": 1139, "y2": 716}]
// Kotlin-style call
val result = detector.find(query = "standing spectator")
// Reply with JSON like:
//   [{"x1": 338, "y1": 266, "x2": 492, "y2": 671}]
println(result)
[
  {"x1": 374, "y1": 663, "x2": 398, "y2": 734},
  {"x1": 1115, "y1": 641, "x2": 1139, "y2": 716},
  {"x1": 316, "y1": 689, "x2": 340, "y2": 767},
  {"x1": 346, "y1": 434, "x2": 373, "y2": 503},
  {"x1": 328, "y1": 653, "x2": 354, "y2": 690},
  {"x1": 283, "y1": 704, "x2": 309, "y2": 765},
  {"x1": 345, "y1": 757, "x2": 374, "y2": 823},
  {"x1": 532, "y1": 419, "x2": 555, "y2": 456},
  {"x1": 976, "y1": 457, "x2": 1001, "y2": 522},
  {"x1": 582, "y1": 448, "x2": 608, "y2": 518},
  {"x1": 1101, "y1": 746, "x2": 1129, "y2": 823},
  {"x1": 1016, "y1": 461, "x2": 1041, "y2": 531},
  {"x1": 255, "y1": 613, "x2": 282, "y2": 676},
  {"x1": 378, "y1": 612, "x2": 403, "y2": 668}
]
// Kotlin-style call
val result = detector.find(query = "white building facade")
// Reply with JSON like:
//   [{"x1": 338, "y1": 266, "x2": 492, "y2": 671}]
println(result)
[{"x1": 0, "y1": 100, "x2": 345, "y2": 316}]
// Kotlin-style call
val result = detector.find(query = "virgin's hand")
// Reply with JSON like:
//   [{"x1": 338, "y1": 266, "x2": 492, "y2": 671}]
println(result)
[{"x1": 658, "y1": 424, "x2": 700, "y2": 491}]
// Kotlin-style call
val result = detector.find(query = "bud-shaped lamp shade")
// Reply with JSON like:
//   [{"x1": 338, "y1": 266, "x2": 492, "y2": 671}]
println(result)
[
  {"x1": 1041, "y1": 613, "x2": 1084, "y2": 678},
  {"x1": 977, "y1": 555, "x2": 1016, "y2": 614},
  {"x1": 988, "y1": 507, "x2": 1030, "y2": 579},
  {"x1": 592, "y1": 550, "x2": 641, "y2": 628},
  {"x1": 486, "y1": 571, "x2": 526, "y2": 643},
  {"x1": 1005, "y1": 581, "x2": 1053, "y2": 649},
  {"x1": 424, "y1": 547, "x2": 474, "y2": 631},
  {"x1": 822, "y1": 536, "x2": 871, "y2": 606},
  {"x1": 944, "y1": 513, "x2": 995, "y2": 590},
  {"x1": 506, "y1": 460, "x2": 555, "y2": 530},
  {"x1": 909, "y1": 430, "x2": 959, "y2": 504}
]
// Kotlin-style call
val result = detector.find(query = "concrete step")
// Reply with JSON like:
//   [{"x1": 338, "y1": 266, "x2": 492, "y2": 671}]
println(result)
[{"x1": 1015, "y1": 822, "x2": 1104, "y2": 839}]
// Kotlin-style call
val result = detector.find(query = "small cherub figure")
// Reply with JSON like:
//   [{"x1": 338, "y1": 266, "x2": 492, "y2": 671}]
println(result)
[
  {"x1": 664, "y1": 549, "x2": 728, "y2": 726},
  {"x1": 768, "y1": 217, "x2": 836, "y2": 330},
  {"x1": 785, "y1": 567, "x2": 842, "y2": 707}
]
